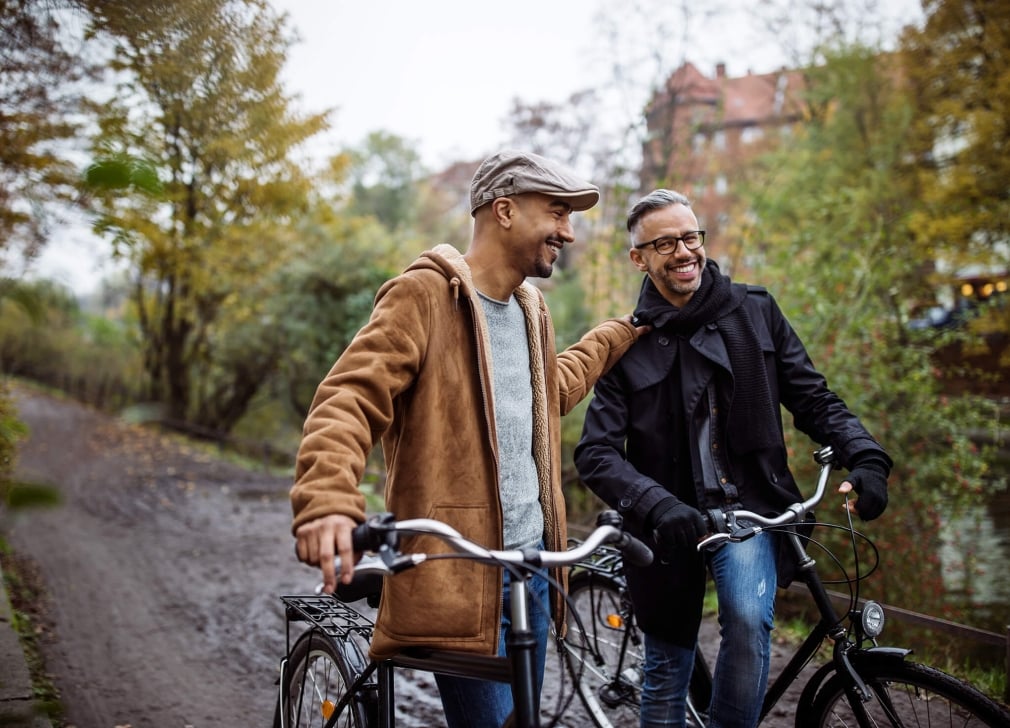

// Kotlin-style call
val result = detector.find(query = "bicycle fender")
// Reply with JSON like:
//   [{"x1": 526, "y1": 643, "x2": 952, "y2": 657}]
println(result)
[
  {"x1": 857, "y1": 646, "x2": 913, "y2": 661},
  {"x1": 797, "y1": 661, "x2": 840, "y2": 720},
  {"x1": 795, "y1": 647, "x2": 913, "y2": 722}
]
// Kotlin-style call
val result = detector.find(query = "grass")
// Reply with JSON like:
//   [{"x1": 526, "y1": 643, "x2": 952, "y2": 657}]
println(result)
[
  {"x1": 0, "y1": 535, "x2": 65, "y2": 725},
  {"x1": 912, "y1": 647, "x2": 1008, "y2": 705}
]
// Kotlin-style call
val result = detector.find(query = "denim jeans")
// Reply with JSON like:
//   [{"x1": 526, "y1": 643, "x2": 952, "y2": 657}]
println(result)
[
  {"x1": 435, "y1": 569, "x2": 551, "y2": 728},
  {"x1": 640, "y1": 531, "x2": 778, "y2": 728}
]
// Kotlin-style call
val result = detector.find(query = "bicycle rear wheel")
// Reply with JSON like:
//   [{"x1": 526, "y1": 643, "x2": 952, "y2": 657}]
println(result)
[
  {"x1": 561, "y1": 572, "x2": 643, "y2": 728},
  {"x1": 275, "y1": 629, "x2": 371, "y2": 728},
  {"x1": 807, "y1": 658, "x2": 1010, "y2": 727}
]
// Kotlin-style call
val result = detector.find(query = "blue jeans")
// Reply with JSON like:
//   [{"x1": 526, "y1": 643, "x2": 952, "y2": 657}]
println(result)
[
  {"x1": 435, "y1": 569, "x2": 550, "y2": 728},
  {"x1": 640, "y1": 531, "x2": 777, "y2": 728}
]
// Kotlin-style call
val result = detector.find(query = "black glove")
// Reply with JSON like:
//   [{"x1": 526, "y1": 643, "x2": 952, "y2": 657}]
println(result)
[
  {"x1": 649, "y1": 496, "x2": 707, "y2": 554},
  {"x1": 846, "y1": 456, "x2": 890, "y2": 521}
]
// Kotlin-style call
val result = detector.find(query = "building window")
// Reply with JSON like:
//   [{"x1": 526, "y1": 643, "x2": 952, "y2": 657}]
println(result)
[
  {"x1": 714, "y1": 131, "x2": 726, "y2": 150},
  {"x1": 741, "y1": 126, "x2": 764, "y2": 144}
]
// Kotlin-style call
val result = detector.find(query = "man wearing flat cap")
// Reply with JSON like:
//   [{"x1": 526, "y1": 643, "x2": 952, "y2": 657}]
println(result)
[{"x1": 291, "y1": 150, "x2": 647, "y2": 726}]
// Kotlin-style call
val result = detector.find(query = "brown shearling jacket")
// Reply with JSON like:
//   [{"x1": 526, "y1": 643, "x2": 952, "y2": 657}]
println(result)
[{"x1": 291, "y1": 243, "x2": 638, "y2": 659}]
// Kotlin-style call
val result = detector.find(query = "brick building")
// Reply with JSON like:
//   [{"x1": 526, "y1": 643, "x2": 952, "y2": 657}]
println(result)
[{"x1": 641, "y1": 61, "x2": 807, "y2": 266}]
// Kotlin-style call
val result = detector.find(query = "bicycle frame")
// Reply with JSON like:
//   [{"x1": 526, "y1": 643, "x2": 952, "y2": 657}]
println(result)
[
  {"x1": 699, "y1": 446, "x2": 915, "y2": 725},
  {"x1": 281, "y1": 576, "x2": 541, "y2": 728},
  {"x1": 278, "y1": 512, "x2": 652, "y2": 728},
  {"x1": 561, "y1": 448, "x2": 1009, "y2": 728},
  {"x1": 758, "y1": 526, "x2": 906, "y2": 723}
]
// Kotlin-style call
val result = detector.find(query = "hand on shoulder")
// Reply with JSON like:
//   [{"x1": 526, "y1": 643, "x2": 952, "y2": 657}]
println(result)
[{"x1": 620, "y1": 313, "x2": 652, "y2": 339}]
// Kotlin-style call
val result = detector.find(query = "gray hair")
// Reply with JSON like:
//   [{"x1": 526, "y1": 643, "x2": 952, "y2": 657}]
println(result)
[{"x1": 626, "y1": 189, "x2": 692, "y2": 245}]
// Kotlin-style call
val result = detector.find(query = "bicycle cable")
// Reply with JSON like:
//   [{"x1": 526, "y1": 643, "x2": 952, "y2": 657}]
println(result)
[{"x1": 763, "y1": 515, "x2": 881, "y2": 628}]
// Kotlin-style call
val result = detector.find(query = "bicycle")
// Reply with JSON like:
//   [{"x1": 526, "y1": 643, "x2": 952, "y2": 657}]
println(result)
[
  {"x1": 273, "y1": 510, "x2": 654, "y2": 728},
  {"x1": 558, "y1": 445, "x2": 1010, "y2": 727}
]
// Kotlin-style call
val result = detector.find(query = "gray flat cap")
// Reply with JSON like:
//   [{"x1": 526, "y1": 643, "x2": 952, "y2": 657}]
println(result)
[{"x1": 469, "y1": 150, "x2": 600, "y2": 216}]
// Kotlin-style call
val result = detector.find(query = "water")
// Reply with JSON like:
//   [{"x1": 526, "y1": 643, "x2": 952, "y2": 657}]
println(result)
[{"x1": 938, "y1": 487, "x2": 1010, "y2": 629}]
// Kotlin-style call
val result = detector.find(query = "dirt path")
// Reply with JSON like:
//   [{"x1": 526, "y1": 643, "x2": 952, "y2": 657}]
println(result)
[
  {"x1": 7, "y1": 384, "x2": 306, "y2": 727},
  {"x1": 5, "y1": 384, "x2": 807, "y2": 727}
]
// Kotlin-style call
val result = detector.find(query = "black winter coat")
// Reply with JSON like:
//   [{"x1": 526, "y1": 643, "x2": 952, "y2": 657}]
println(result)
[{"x1": 574, "y1": 277, "x2": 891, "y2": 645}]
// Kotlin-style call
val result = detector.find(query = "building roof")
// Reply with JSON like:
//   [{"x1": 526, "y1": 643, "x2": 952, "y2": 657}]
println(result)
[{"x1": 650, "y1": 61, "x2": 807, "y2": 129}]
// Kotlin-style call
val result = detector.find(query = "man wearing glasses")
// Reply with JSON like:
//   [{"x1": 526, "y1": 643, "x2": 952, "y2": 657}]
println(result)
[{"x1": 574, "y1": 189, "x2": 892, "y2": 727}]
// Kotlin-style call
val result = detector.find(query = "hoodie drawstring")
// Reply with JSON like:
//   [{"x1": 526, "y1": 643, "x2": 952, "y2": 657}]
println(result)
[{"x1": 450, "y1": 277, "x2": 461, "y2": 309}]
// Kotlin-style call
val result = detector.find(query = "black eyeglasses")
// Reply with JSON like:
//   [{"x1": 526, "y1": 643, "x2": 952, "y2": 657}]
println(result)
[{"x1": 633, "y1": 230, "x2": 706, "y2": 254}]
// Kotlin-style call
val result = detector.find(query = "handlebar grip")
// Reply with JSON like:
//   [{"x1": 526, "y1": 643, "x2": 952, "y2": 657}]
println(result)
[
  {"x1": 352, "y1": 512, "x2": 399, "y2": 552},
  {"x1": 594, "y1": 511, "x2": 653, "y2": 566},
  {"x1": 350, "y1": 522, "x2": 373, "y2": 552},
  {"x1": 617, "y1": 532, "x2": 654, "y2": 567}
]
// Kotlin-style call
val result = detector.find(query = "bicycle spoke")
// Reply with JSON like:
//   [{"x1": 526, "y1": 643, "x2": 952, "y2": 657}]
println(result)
[
  {"x1": 809, "y1": 661, "x2": 1009, "y2": 727},
  {"x1": 562, "y1": 573, "x2": 643, "y2": 727}
]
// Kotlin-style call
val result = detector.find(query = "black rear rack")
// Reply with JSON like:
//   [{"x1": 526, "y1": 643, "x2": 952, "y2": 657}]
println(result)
[{"x1": 280, "y1": 594, "x2": 375, "y2": 642}]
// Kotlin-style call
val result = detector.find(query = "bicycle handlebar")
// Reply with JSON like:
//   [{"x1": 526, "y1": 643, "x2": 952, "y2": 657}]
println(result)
[
  {"x1": 334, "y1": 510, "x2": 653, "y2": 584},
  {"x1": 696, "y1": 445, "x2": 837, "y2": 551}
]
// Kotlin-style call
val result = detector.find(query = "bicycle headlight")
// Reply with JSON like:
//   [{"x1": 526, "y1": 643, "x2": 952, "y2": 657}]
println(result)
[{"x1": 861, "y1": 601, "x2": 885, "y2": 638}]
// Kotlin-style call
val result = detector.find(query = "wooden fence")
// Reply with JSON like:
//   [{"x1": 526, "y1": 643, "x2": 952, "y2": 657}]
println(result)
[{"x1": 807, "y1": 586, "x2": 1009, "y2": 703}]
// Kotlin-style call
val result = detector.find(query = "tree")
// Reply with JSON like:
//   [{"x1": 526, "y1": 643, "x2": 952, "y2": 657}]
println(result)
[
  {"x1": 346, "y1": 131, "x2": 426, "y2": 233},
  {"x1": 269, "y1": 221, "x2": 399, "y2": 422},
  {"x1": 731, "y1": 43, "x2": 1003, "y2": 626},
  {"x1": 0, "y1": 0, "x2": 92, "y2": 268},
  {"x1": 902, "y1": 0, "x2": 1010, "y2": 268},
  {"x1": 900, "y1": 0, "x2": 1010, "y2": 386},
  {"x1": 81, "y1": 0, "x2": 330, "y2": 428}
]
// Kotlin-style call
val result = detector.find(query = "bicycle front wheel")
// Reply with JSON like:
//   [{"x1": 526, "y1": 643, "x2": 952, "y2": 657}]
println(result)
[
  {"x1": 275, "y1": 629, "x2": 371, "y2": 728},
  {"x1": 561, "y1": 572, "x2": 643, "y2": 728},
  {"x1": 807, "y1": 658, "x2": 1010, "y2": 727}
]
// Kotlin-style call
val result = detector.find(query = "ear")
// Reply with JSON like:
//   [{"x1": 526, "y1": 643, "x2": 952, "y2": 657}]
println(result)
[
  {"x1": 629, "y1": 247, "x2": 648, "y2": 271},
  {"x1": 492, "y1": 197, "x2": 514, "y2": 227}
]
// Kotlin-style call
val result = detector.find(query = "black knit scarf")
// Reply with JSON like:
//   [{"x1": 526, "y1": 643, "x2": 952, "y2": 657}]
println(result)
[{"x1": 638, "y1": 260, "x2": 780, "y2": 454}]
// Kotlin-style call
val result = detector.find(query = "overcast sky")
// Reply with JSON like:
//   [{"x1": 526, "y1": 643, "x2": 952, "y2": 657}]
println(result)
[
  {"x1": 270, "y1": 0, "x2": 923, "y2": 168},
  {"x1": 271, "y1": 0, "x2": 607, "y2": 168}
]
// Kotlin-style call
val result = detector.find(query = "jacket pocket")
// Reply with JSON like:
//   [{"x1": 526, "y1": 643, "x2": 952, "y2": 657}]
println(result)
[{"x1": 380, "y1": 503, "x2": 495, "y2": 643}]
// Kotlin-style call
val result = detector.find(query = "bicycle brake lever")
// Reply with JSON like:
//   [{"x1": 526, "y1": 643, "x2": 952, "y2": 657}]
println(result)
[
  {"x1": 697, "y1": 532, "x2": 731, "y2": 551},
  {"x1": 696, "y1": 525, "x2": 764, "y2": 552},
  {"x1": 315, "y1": 553, "x2": 392, "y2": 594},
  {"x1": 730, "y1": 526, "x2": 761, "y2": 541},
  {"x1": 314, "y1": 552, "x2": 423, "y2": 594}
]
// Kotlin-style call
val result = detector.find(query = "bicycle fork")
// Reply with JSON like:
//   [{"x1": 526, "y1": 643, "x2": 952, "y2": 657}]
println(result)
[{"x1": 783, "y1": 528, "x2": 880, "y2": 724}]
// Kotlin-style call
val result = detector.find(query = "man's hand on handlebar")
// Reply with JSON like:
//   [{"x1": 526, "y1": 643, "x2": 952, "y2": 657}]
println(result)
[
  {"x1": 649, "y1": 496, "x2": 707, "y2": 556},
  {"x1": 838, "y1": 454, "x2": 890, "y2": 521},
  {"x1": 294, "y1": 513, "x2": 359, "y2": 594}
]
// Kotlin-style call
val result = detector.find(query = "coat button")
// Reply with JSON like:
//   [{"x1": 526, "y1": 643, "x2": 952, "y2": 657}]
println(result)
[
  {"x1": 658, "y1": 336, "x2": 669, "y2": 346},
  {"x1": 619, "y1": 498, "x2": 632, "y2": 510}
]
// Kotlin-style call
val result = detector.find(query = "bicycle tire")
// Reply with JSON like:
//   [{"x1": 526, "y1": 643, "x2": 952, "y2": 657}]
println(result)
[
  {"x1": 560, "y1": 572, "x2": 644, "y2": 728},
  {"x1": 274, "y1": 629, "x2": 371, "y2": 728},
  {"x1": 805, "y1": 657, "x2": 1010, "y2": 727}
]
